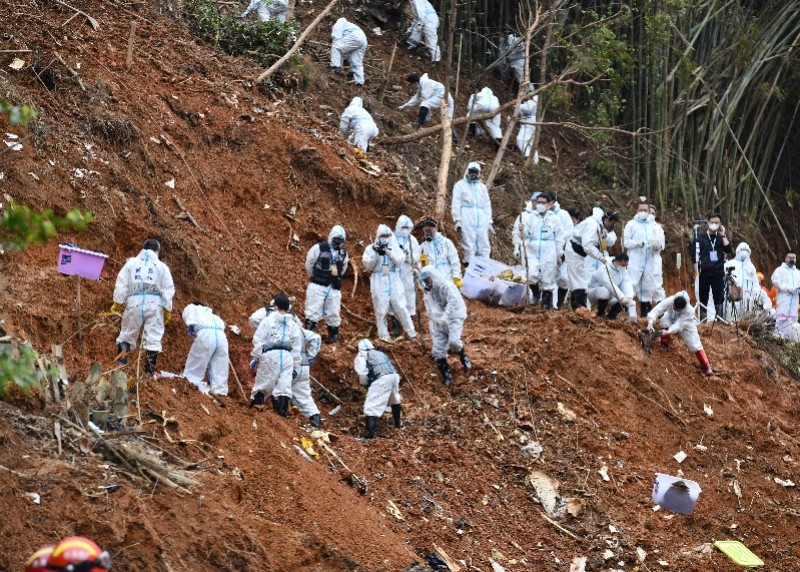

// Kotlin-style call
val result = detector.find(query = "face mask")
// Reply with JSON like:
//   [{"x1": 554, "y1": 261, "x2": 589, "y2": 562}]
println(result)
[
  {"x1": 636, "y1": 211, "x2": 649, "y2": 221},
  {"x1": 535, "y1": 204, "x2": 547, "y2": 214},
  {"x1": 331, "y1": 237, "x2": 344, "y2": 249},
  {"x1": 789, "y1": 259, "x2": 797, "y2": 267},
  {"x1": 647, "y1": 214, "x2": 656, "y2": 223},
  {"x1": 424, "y1": 231, "x2": 435, "y2": 242},
  {"x1": 736, "y1": 253, "x2": 747, "y2": 261},
  {"x1": 422, "y1": 280, "x2": 433, "y2": 292},
  {"x1": 708, "y1": 223, "x2": 720, "y2": 232},
  {"x1": 467, "y1": 170, "x2": 480, "y2": 181}
]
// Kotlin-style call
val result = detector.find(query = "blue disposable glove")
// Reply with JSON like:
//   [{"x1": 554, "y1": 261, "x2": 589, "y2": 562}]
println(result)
[
  {"x1": 292, "y1": 370, "x2": 298, "y2": 379},
  {"x1": 249, "y1": 359, "x2": 257, "y2": 374},
  {"x1": 186, "y1": 325, "x2": 196, "y2": 337}
]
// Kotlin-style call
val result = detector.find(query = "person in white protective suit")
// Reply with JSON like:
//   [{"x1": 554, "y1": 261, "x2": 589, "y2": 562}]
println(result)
[
  {"x1": 391, "y1": 215, "x2": 422, "y2": 333},
  {"x1": 584, "y1": 209, "x2": 618, "y2": 286},
  {"x1": 405, "y1": 0, "x2": 441, "y2": 62},
  {"x1": 362, "y1": 224, "x2": 417, "y2": 342},
  {"x1": 181, "y1": 302, "x2": 229, "y2": 396},
  {"x1": 647, "y1": 291, "x2": 714, "y2": 375},
  {"x1": 516, "y1": 87, "x2": 539, "y2": 163},
  {"x1": 339, "y1": 97, "x2": 378, "y2": 152},
  {"x1": 354, "y1": 339, "x2": 402, "y2": 439},
  {"x1": 467, "y1": 87, "x2": 502, "y2": 141},
  {"x1": 291, "y1": 314, "x2": 323, "y2": 428},
  {"x1": 498, "y1": 33, "x2": 525, "y2": 84},
  {"x1": 554, "y1": 205, "x2": 579, "y2": 309},
  {"x1": 623, "y1": 199, "x2": 664, "y2": 317},
  {"x1": 588, "y1": 252, "x2": 637, "y2": 322},
  {"x1": 111, "y1": 239, "x2": 175, "y2": 376},
  {"x1": 771, "y1": 251, "x2": 800, "y2": 342},
  {"x1": 419, "y1": 217, "x2": 463, "y2": 288},
  {"x1": 723, "y1": 242, "x2": 760, "y2": 320},
  {"x1": 648, "y1": 204, "x2": 666, "y2": 303},
  {"x1": 249, "y1": 294, "x2": 302, "y2": 415},
  {"x1": 565, "y1": 209, "x2": 620, "y2": 310},
  {"x1": 241, "y1": 0, "x2": 288, "y2": 22},
  {"x1": 304, "y1": 225, "x2": 349, "y2": 343},
  {"x1": 419, "y1": 265, "x2": 470, "y2": 386},
  {"x1": 331, "y1": 18, "x2": 367, "y2": 85},
  {"x1": 451, "y1": 162, "x2": 493, "y2": 265},
  {"x1": 512, "y1": 191, "x2": 564, "y2": 309},
  {"x1": 398, "y1": 74, "x2": 456, "y2": 141}
]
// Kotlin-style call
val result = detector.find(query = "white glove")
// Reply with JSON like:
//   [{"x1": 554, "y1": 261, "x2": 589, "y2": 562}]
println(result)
[
  {"x1": 398, "y1": 104, "x2": 407, "y2": 111},
  {"x1": 620, "y1": 297, "x2": 632, "y2": 307},
  {"x1": 646, "y1": 322, "x2": 655, "y2": 332},
  {"x1": 649, "y1": 239, "x2": 661, "y2": 250}
]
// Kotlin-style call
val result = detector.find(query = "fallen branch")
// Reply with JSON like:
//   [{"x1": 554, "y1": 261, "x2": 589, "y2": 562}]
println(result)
[
  {"x1": 432, "y1": 544, "x2": 461, "y2": 571},
  {"x1": 554, "y1": 373, "x2": 599, "y2": 414},
  {"x1": 172, "y1": 194, "x2": 200, "y2": 228},
  {"x1": 52, "y1": 0, "x2": 100, "y2": 30},
  {"x1": 255, "y1": 0, "x2": 339, "y2": 83},
  {"x1": 538, "y1": 510, "x2": 580, "y2": 541},
  {"x1": 54, "y1": 51, "x2": 86, "y2": 91}
]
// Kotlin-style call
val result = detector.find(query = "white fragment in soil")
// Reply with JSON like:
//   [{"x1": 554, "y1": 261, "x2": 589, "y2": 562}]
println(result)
[
  {"x1": 774, "y1": 477, "x2": 796, "y2": 487},
  {"x1": 693, "y1": 543, "x2": 713, "y2": 554},
  {"x1": 637, "y1": 547, "x2": 647, "y2": 562},
  {"x1": 598, "y1": 464, "x2": 611, "y2": 482},
  {"x1": 171, "y1": 388, "x2": 177, "y2": 394},
  {"x1": 48, "y1": 159, "x2": 55, "y2": 166},
  {"x1": 150, "y1": 136, "x2": 162, "y2": 144},
  {"x1": 609, "y1": 524, "x2": 618, "y2": 533},
  {"x1": 703, "y1": 403, "x2": 713, "y2": 417},
  {"x1": 252, "y1": 419, "x2": 258, "y2": 429},
  {"x1": 28, "y1": 172, "x2": 39, "y2": 181},
  {"x1": 520, "y1": 441, "x2": 543, "y2": 459},
  {"x1": 674, "y1": 450, "x2": 687, "y2": 463},
  {"x1": 733, "y1": 479, "x2": 742, "y2": 499},
  {"x1": 568, "y1": 556, "x2": 587, "y2": 572},
  {"x1": 165, "y1": 178, "x2": 175, "y2": 189},
  {"x1": 490, "y1": 560, "x2": 505, "y2": 572},
  {"x1": 557, "y1": 402, "x2": 577, "y2": 422},
  {"x1": 264, "y1": 204, "x2": 270, "y2": 209},
  {"x1": 372, "y1": 27, "x2": 383, "y2": 36},
  {"x1": 24, "y1": 492, "x2": 41, "y2": 504},
  {"x1": 4, "y1": 139, "x2": 23, "y2": 151},
  {"x1": 229, "y1": 325, "x2": 241, "y2": 336},
  {"x1": 603, "y1": 549, "x2": 615, "y2": 560},
  {"x1": 658, "y1": 560, "x2": 669, "y2": 566},
  {"x1": 9, "y1": 58, "x2": 24, "y2": 70},
  {"x1": 694, "y1": 444, "x2": 708, "y2": 452}
]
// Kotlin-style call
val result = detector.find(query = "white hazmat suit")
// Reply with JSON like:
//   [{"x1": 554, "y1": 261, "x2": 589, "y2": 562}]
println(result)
[
  {"x1": 399, "y1": 73, "x2": 453, "y2": 120},
  {"x1": 516, "y1": 92, "x2": 539, "y2": 163},
  {"x1": 647, "y1": 291, "x2": 712, "y2": 374},
  {"x1": 588, "y1": 263, "x2": 636, "y2": 321},
  {"x1": 305, "y1": 226, "x2": 349, "y2": 328},
  {"x1": 513, "y1": 202, "x2": 564, "y2": 295},
  {"x1": 723, "y1": 242, "x2": 759, "y2": 319},
  {"x1": 467, "y1": 87, "x2": 502, "y2": 140},
  {"x1": 355, "y1": 341, "x2": 401, "y2": 418},
  {"x1": 362, "y1": 224, "x2": 417, "y2": 341},
  {"x1": 623, "y1": 213, "x2": 663, "y2": 304},
  {"x1": 420, "y1": 265, "x2": 467, "y2": 360},
  {"x1": 406, "y1": 0, "x2": 441, "y2": 62},
  {"x1": 771, "y1": 262, "x2": 800, "y2": 341},
  {"x1": 114, "y1": 248, "x2": 175, "y2": 352},
  {"x1": 251, "y1": 310, "x2": 302, "y2": 400},
  {"x1": 420, "y1": 231, "x2": 462, "y2": 281},
  {"x1": 331, "y1": 18, "x2": 367, "y2": 85},
  {"x1": 293, "y1": 318, "x2": 322, "y2": 419},
  {"x1": 339, "y1": 97, "x2": 378, "y2": 152},
  {"x1": 566, "y1": 210, "x2": 611, "y2": 292},
  {"x1": 552, "y1": 203, "x2": 574, "y2": 296},
  {"x1": 451, "y1": 162, "x2": 492, "y2": 264},
  {"x1": 181, "y1": 303, "x2": 229, "y2": 396},
  {"x1": 394, "y1": 215, "x2": 421, "y2": 316},
  {"x1": 241, "y1": 0, "x2": 288, "y2": 22},
  {"x1": 499, "y1": 33, "x2": 525, "y2": 84}
]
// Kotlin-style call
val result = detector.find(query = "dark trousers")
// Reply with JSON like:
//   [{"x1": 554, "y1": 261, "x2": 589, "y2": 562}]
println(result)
[{"x1": 699, "y1": 272, "x2": 724, "y2": 307}]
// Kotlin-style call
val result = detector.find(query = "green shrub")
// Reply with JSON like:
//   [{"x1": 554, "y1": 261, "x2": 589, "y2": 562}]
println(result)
[
  {"x1": 0, "y1": 345, "x2": 43, "y2": 398},
  {"x1": 184, "y1": 0, "x2": 299, "y2": 68},
  {"x1": 1, "y1": 203, "x2": 93, "y2": 252}
]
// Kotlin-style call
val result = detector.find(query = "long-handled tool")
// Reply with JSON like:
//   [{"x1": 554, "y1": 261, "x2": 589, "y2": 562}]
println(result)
[{"x1": 309, "y1": 374, "x2": 342, "y2": 403}]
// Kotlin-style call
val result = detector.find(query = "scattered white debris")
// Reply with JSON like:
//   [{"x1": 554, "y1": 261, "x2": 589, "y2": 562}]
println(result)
[
  {"x1": 598, "y1": 464, "x2": 611, "y2": 482},
  {"x1": 252, "y1": 419, "x2": 258, "y2": 429},
  {"x1": 490, "y1": 560, "x2": 505, "y2": 572},
  {"x1": 674, "y1": 450, "x2": 687, "y2": 463},
  {"x1": 636, "y1": 547, "x2": 647, "y2": 562},
  {"x1": 693, "y1": 543, "x2": 713, "y2": 554},
  {"x1": 568, "y1": 556, "x2": 587, "y2": 572},
  {"x1": 694, "y1": 444, "x2": 708, "y2": 452},
  {"x1": 150, "y1": 136, "x2": 162, "y2": 144},
  {"x1": 657, "y1": 559, "x2": 669, "y2": 566},
  {"x1": 652, "y1": 504, "x2": 662, "y2": 511},
  {"x1": 165, "y1": 178, "x2": 175, "y2": 189},
  {"x1": 774, "y1": 477, "x2": 796, "y2": 487},
  {"x1": 733, "y1": 480, "x2": 742, "y2": 500},
  {"x1": 603, "y1": 549, "x2": 615, "y2": 560},
  {"x1": 28, "y1": 172, "x2": 39, "y2": 181},
  {"x1": 9, "y1": 58, "x2": 24, "y2": 70},
  {"x1": 24, "y1": 492, "x2": 41, "y2": 505},
  {"x1": 703, "y1": 404, "x2": 713, "y2": 417},
  {"x1": 4, "y1": 135, "x2": 23, "y2": 151},
  {"x1": 329, "y1": 405, "x2": 341, "y2": 416},
  {"x1": 520, "y1": 441, "x2": 543, "y2": 459},
  {"x1": 87, "y1": 421, "x2": 104, "y2": 434},
  {"x1": 557, "y1": 402, "x2": 577, "y2": 422},
  {"x1": 609, "y1": 524, "x2": 618, "y2": 533},
  {"x1": 264, "y1": 204, "x2": 270, "y2": 209},
  {"x1": 526, "y1": 471, "x2": 563, "y2": 517},
  {"x1": 228, "y1": 325, "x2": 241, "y2": 336},
  {"x1": 372, "y1": 27, "x2": 383, "y2": 36}
]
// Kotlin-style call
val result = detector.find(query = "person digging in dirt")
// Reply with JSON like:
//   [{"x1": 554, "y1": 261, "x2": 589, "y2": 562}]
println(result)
[
  {"x1": 418, "y1": 265, "x2": 470, "y2": 386},
  {"x1": 512, "y1": 191, "x2": 563, "y2": 309},
  {"x1": 466, "y1": 87, "x2": 502, "y2": 141},
  {"x1": 181, "y1": 301, "x2": 229, "y2": 397},
  {"x1": 418, "y1": 217, "x2": 462, "y2": 289},
  {"x1": 647, "y1": 290, "x2": 714, "y2": 375},
  {"x1": 398, "y1": 74, "x2": 458, "y2": 142},
  {"x1": 451, "y1": 162, "x2": 493, "y2": 266},
  {"x1": 250, "y1": 294, "x2": 301, "y2": 415},
  {"x1": 331, "y1": 18, "x2": 367, "y2": 86},
  {"x1": 339, "y1": 97, "x2": 378, "y2": 152},
  {"x1": 290, "y1": 313, "x2": 323, "y2": 428},
  {"x1": 354, "y1": 339, "x2": 402, "y2": 439},
  {"x1": 565, "y1": 208, "x2": 620, "y2": 311},
  {"x1": 624, "y1": 197, "x2": 664, "y2": 318},
  {"x1": 111, "y1": 238, "x2": 175, "y2": 377},
  {"x1": 241, "y1": 0, "x2": 288, "y2": 22},
  {"x1": 304, "y1": 225, "x2": 349, "y2": 343},
  {"x1": 588, "y1": 252, "x2": 637, "y2": 321},
  {"x1": 363, "y1": 224, "x2": 417, "y2": 342},
  {"x1": 390, "y1": 214, "x2": 422, "y2": 336},
  {"x1": 45, "y1": 536, "x2": 112, "y2": 571},
  {"x1": 405, "y1": 0, "x2": 441, "y2": 63}
]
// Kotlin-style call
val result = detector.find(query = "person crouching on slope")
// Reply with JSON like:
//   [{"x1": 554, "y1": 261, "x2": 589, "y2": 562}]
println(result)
[{"x1": 647, "y1": 290, "x2": 713, "y2": 375}]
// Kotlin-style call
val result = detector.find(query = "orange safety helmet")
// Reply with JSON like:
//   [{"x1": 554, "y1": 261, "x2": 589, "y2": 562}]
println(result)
[
  {"x1": 46, "y1": 537, "x2": 111, "y2": 572},
  {"x1": 24, "y1": 545, "x2": 55, "y2": 572}
]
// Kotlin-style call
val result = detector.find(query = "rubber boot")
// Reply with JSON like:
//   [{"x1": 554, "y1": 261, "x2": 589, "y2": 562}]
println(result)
[
  {"x1": 557, "y1": 287, "x2": 569, "y2": 310},
  {"x1": 695, "y1": 349, "x2": 713, "y2": 375},
  {"x1": 309, "y1": 414, "x2": 321, "y2": 429},
  {"x1": 360, "y1": 416, "x2": 378, "y2": 439},
  {"x1": 699, "y1": 306, "x2": 707, "y2": 323},
  {"x1": 275, "y1": 395, "x2": 290, "y2": 417},
  {"x1": 571, "y1": 289, "x2": 587, "y2": 310},
  {"x1": 640, "y1": 301, "x2": 652, "y2": 318},
  {"x1": 541, "y1": 290, "x2": 554, "y2": 311},
  {"x1": 391, "y1": 404, "x2": 402, "y2": 428},
  {"x1": 249, "y1": 391, "x2": 266, "y2": 408},
  {"x1": 660, "y1": 334, "x2": 671, "y2": 351},
  {"x1": 451, "y1": 127, "x2": 460, "y2": 144},
  {"x1": 530, "y1": 284, "x2": 541, "y2": 305},
  {"x1": 389, "y1": 316, "x2": 402, "y2": 337},
  {"x1": 327, "y1": 326, "x2": 339, "y2": 344},
  {"x1": 436, "y1": 358, "x2": 452, "y2": 386},
  {"x1": 412, "y1": 106, "x2": 430, "y2": 127},
  {"x1": 305, "y1": 319, "x2": 317, "y2": 331},
  {"x1": 145, "y1": 350, "x2": 158, "y2": 376},
  {"x1": 606, "y1": 303, "x2": 622, "y2": 320},
  {"x1": 458, "y1": 347, "x2": 472, "y2": 370},
  {"x1": 714, "y1": 304, "x2": 724, "y2": 322},
  {"x1": 116, "y1": 342, "x2": 131, "y2": 365}
]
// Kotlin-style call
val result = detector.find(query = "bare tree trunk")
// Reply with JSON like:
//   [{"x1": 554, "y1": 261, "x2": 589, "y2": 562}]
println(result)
[
  {"x1": 524, "y1": 6, "x2": 556, "y2": 168},
  {"x1": 433, "y1": 0, "x2": 458, "y2": 223}
]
